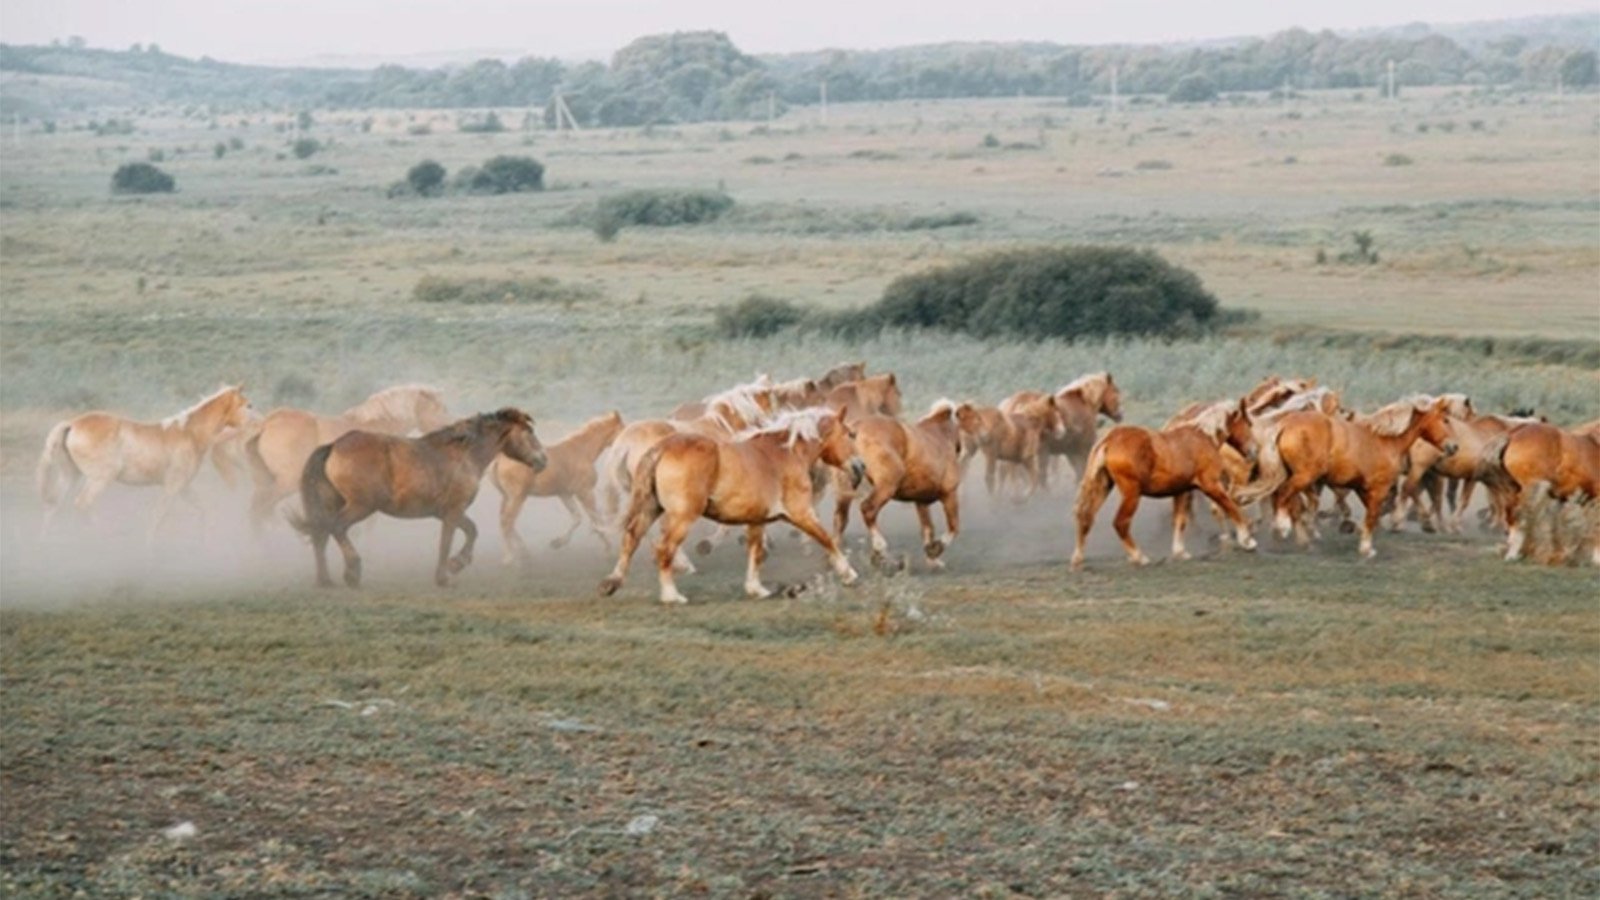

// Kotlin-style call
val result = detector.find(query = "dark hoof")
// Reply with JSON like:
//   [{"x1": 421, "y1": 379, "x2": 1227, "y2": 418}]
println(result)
[
  {"x1": 781, "y1": 583, "x2": 807, "y2": 599},
  {"x1": 316, "y1": 577, "x2": 337, "y2": 589},
  {"x1": 1420, "y1": 521, "x2": 1437, "y2": 535},
  {"x1": 598, "y1": 576, "x2": 622, "y2": 597},
  {"x1": 435, "y1": 574, "x2": 453, "y2": 588},
  {"x1": 924, "y1": 539, "x2": 945, "y2": 559},
  {"x1": 448, "y1": 556, "x2": 469, "y2": 574},
  {"x1": 549, "y1": 537, "x2": 569, "y2": 550},
  {"x1": 695, "y1": 539, "x2": 714, "y2": 556},
  {"x1": 1339, "y1": 520, "x2": 1358, "y2": 535}
]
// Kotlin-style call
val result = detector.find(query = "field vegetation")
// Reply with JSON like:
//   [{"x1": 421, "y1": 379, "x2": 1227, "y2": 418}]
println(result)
[{"x1": 1, "y1": 60, "x2": 1597, "y2": 895}]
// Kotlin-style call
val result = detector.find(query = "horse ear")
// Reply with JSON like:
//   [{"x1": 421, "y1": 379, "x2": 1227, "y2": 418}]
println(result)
[{"x1": 886, "y1": 372, "x2": 897, "y2": 387}]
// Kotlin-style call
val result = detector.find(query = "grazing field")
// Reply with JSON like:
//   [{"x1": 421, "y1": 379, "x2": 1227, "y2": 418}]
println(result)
[{"x1": 2, "y1": 86, "x2": 1599, "y2": 895}]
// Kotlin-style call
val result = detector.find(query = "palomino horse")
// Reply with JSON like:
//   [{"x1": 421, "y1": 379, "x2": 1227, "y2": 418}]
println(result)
[
  {"x1": 956, "y1": 398, "x2": 1066, "y2": 499},
  {"x1": 1001, "y1": 372, "x2": 1123, "y2": 487},
  {"x1": 1071, "y1": 399, "x2": 1258, "y2": 570},
  {"x1": 1239, "y1": 397, "x2": 1457, "y2": 558},
  {"x1": 290, "y1": 409, "x2": 547, "y2": 587},
  {"x1": 1476, "y1": 422, "x2": 1600, "y2": 565},
  {"x1": 243, "y1": 385, "x2": 452, "y2": 529},
  {"x1": 825, "y1": 373, "x2": 902, "y2": 421},
  {"x1": 1387, "y1": 394, "x2": 1492, "y2": 533},
  {"x1": 492, "y1": 411, "x2": 625, "y2": 567},
  {"x1": 833, "y1": 400, "x2": 963, "y2": 570},
  {"x1": 599, "y1": 409, "x2": 865, "y2": 604},
  {"x1": 37, "y1": 385, "x2": 253, "y2": 539}
]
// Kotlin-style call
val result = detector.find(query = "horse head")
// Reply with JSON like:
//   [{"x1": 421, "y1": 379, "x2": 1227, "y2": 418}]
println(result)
[
  {"x1": 1417, "y1": 398, "x2": 1459, "y2": 458},
  {"x1": 820, "y1": 406, "x2": 866, "y2": 488},
  {"x1": 1226, "y1": 399, "x2": 1258, "y2": 464},
  {"x1": 491, "y1": 408, "x2": 548, "y2": 472},
  {"x1": 1099, "y1": 374, "x2": 1124, "y2": 423}
]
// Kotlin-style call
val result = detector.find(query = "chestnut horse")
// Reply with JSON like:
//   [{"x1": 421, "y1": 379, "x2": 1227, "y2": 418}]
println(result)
[
  {"x1": 1476, "y1": 422, "x2": 1600, "y2": 564},
  {"x1": 242, "y1": 385, "x2": 452, "y2": 529},
  {"x1": 817, "y1": 361, "x2": 867, "y2": 391},
  {"x1": 956, "y1": 398, "x2": 1065, "y2": 499},
  {"x1": 1071, "y1": 399, "x2": 1259, "y2": 570},
  {"x1": 1240, "y1": 397, "x2": 1457, "y2": 558},
  {"x1": 491, "y1": 411, "x2": 624, "y2": 567},
  {"x1": 37, "y1": 385, "x2": 253, "y2": 539},
  {"x1": 833, "y1": 400, "x2": 964, "y2": 570},
  {"x1": 825, "y1": 373, "x2": 902, "y2": 421},
  {"x1": 290, "y1": 409, "x2": 547, "y2": 588},
  {"x1": 1002, "y1": 372, "x2": 1124, "y2": 487},
  {"x1": 599, "y1": 409, "x2": 865, "y2": 604}
]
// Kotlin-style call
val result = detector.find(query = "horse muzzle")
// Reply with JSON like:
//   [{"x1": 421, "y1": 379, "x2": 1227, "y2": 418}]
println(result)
[
  {"x1": 528, "y1": 450, "x2": 550, "y2": 472},
  {"x1": 847, "y1": 457, "x2": 867, "y2": 489},
  {"x1": 1440, "y1": 441, "x2": 1459, "y2": 458}
]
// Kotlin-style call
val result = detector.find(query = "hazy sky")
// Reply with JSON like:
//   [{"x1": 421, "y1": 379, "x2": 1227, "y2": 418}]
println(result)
[{"x1": 3, "y1": 1, "x2": 1595, "y2": 65}]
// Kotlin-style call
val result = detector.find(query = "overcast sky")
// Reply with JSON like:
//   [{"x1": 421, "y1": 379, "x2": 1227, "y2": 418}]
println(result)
[{"x1": 3, "y1": 1, "x2": 1595, "y2": 65}]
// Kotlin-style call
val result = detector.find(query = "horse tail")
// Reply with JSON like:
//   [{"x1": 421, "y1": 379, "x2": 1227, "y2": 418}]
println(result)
[
  {"x1": 1072, "y1": 437, "x2": 1113, "y2": 527},
  {"x1": 36, "y1": 421, "x2": 77, "y2": 507},
  {"x1": 1474, "y1": 432, "x2": 1515, "y2": 493},
  {"x1": 1235, "y1": 425, "x2": 1288, "y2": 506},
  {"x1": 286, "y1": 444, "x2": 339, "y2": 538},
  {"x1": 619, "y1": 443, "x2": 668, "y2": 538},
  {"x1": 242, "y1": 431, "x2": 275, "y2": 490}
]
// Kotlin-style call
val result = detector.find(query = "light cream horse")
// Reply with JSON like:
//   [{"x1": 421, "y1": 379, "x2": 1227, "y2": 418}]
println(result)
[
  {"x1": 491, "y1": 411, "x2": 625, "y2": 567},
  {"x1": 241, "y1": 385, "x2": 452, "y2": 529},
  {"x1": 1000, "y1": 372, "x2": 1124, "y2": 488},
  {"x1": 37, "y1": 385, "x2": 253, "y2": 539}
]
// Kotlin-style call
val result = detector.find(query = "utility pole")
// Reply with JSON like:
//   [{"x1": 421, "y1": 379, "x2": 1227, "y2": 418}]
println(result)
[
  {"x1": 1109, "y1": 64, "x2": 1118, "y2": 114},
  {"x1": 820, "y1": 80, "x2": 828, "y2": 125}
]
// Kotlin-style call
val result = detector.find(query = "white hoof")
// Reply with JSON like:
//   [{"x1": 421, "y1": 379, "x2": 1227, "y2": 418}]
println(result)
[
  {"x1": 659, "y1": 590, "x2": 689, "y2": 605},
  {"x1": 745, "y1": 583, "x2": 773, "y2": 600}
]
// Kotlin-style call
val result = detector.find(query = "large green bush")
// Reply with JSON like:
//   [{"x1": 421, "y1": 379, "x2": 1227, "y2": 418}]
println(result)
[
  {"x1": 111, "y1": 162, "x2": 175, "y2": 194},
  {"x1": 406, "y1": 159, "x2": 446, "y2": 196},
  {"x1": 843, "y1": 246, "x2": 1223, "y2": 341},
  {"x1": 466, "y1": 155, "x2": 544, "y2": 194},
  {"x1": 714, "y1": 294, "x2": 807, "y2": 338}
]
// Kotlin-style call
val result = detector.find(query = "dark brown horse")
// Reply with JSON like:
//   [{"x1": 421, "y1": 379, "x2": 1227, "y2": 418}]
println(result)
[{"x1": 291, "y1": 409, "x2": 547, "y2": 587}]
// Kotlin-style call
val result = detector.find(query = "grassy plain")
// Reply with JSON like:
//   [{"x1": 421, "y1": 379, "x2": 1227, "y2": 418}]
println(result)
[{"x1": 2, "y1": 87, "x2": 1598, "y2": 895}]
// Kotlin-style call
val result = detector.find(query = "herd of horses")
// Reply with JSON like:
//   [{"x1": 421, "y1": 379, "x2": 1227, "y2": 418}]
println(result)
[{"x1": 33, "y1": 364, "x2": 1600, "y2": 602}]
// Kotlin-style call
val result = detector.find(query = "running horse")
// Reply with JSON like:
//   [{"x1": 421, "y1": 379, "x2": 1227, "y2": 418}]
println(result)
[
  {"x1": 1239, "y1": 396, "x2": 1457, "y2": 558},
  {"x1": 491, "y1": 411, "x2": 625, "y2": 567},
  {"x1": 37, "y1": 385, "x2": 253, "y2": 540},
  {"x1": 599, "y1": 408, "x2": 865, "y2": 604},
  {"x1": 1071, "y1": 399, "x2": 1259, "y2": 570},
  {"x1": 1476, "y1": 422, "x2": 1600, "y2": 565},
  {"x1": 241, "y1": 385, "x2": 453, "y2": 529},
  {"x1": 290, "y1": 409, "x2": 547, "y2": 587},
  {"x1": 833, "y1": 400, "x2": 964, "y2": 570},
  {"x1": 1001, "y1": 372, "x2": 1123, "y2": 487},
  {"x1": 956, "y1": 397, "x2": 1066, "y2": 499}
]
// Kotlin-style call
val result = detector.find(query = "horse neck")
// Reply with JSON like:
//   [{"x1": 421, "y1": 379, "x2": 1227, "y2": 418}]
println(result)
[
  {"x1": 564, "y1": 422, "x2": 616, "y2": 461},
  {"x1": 462, "y1": 430, "x2": 509, "y2": 474},
  {"x1": 1370, "y1": 411, "x2": 1433, "y2": 457},
  {"x1": 176, "y1": 396, "x2": 235, "y2": 446}
]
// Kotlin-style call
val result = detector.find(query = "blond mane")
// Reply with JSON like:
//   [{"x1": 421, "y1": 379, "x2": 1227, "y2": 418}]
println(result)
[
  {"x1": 739, "y1": 407, "x2": 834, "y2": 448},
  {"x1": 1058, "y1": 372, "x2": 1112, "y2": 406},
  {"x1": 162, "y1": 385, "x2": 241, "y2": 428},
  {"x1": 1361, "y1": 395, "x2": 1435, "y2": 437},
  {"x1": 702, "y1": 376, "x2": 775, "y2": 430},
  {"x1": 1186, "y1": 400, "x2": 1237, "y2": 443}
]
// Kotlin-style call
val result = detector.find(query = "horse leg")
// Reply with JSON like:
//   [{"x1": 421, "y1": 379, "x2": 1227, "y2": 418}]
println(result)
[
  {"x1": 575, "y1": 489, "x2": 613, "y2": 551},
  {"x1": 785, "y1": 507, "x2": 859, "y2": 586},
  {"x1": 1356, "y1": 483, "x2": 1388, "y2": 559},
  {"x1": 146, "y1": 486, "x2": 180, "y2": 548},
  {"x1": 599, "y1": 502, "x2": 662, "y2": 597},
  {"x1": 311, "y1": 530, "x2": 336, "y2": 587},
  {"x1": 860, "y1": 467, "x2": 901, "y2": 566},
  {"x1": 550, "y1": 495, "x2": 584, "y2": 550},
  {"x1": 435, "y1": 514, "x2": 461, "y2": 587},
  {"x1": 499, "y1": 489, "x2": 532, "y2": 568},
  {"x1": 936, "y1": 490, "x2": 960, "y2": 556},
  {"x1": 743, "y1": 524, "x2": 772, "y2": 599},
  {"x1": 1170, "y1": 491, "x2": 1193, "y2": 561},
  {"x1": 1453, "y1": 479, "x2": 1477, "y2": 535},
  {"x1": 654, "y1": 514, "x2": 696, "y2": 604},
  {"x1": 449, "y1": 514, "x2": 478, "y2": 573},
  {"x1": 1197, "y1": 477, "x2": 1258, "y2": 552},
  {"x1": 332, "y1": 526, "x2": 363, "y2": 588},
  {"x1": 983, "y1": 453, "x2": 998, "y2": 497},
  {"x1": 1110, "y1": 474, "x2": 1149, "y2": 566},
  {"x1": 914, "y1": 502, "x2": 943, "y2": 571}
]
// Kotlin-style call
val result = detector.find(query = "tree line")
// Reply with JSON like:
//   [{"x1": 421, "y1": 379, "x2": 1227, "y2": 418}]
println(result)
[{"x1": 2, "y1": 19, "x2": 1596, "y2": 125}]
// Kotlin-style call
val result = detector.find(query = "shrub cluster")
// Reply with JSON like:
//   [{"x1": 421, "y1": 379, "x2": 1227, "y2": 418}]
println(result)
[
  {"x1": 591, "y1": 188, "x2": 734, "y2": 240},
  {"x1": 388, "y1": 155, "x2": 543, "y2": 198},
  {"x1": 714, "y1": 294, "x2": 808, "y2": 338},
  {"x1": 111, "y1": 162, "x2": 175, "y2": 194}
]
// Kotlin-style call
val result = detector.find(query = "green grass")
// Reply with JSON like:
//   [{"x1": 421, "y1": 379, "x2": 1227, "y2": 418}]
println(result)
[{"x1": 3, "y1": 538, "x2": 1596, "y2": 896}]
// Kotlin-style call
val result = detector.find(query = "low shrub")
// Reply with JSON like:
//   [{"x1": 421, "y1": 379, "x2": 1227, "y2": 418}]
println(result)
[
  {"x1": 1383, "y1": 153, "x2": 1415, "y2": 167},
  {"x1": 292, "y1": 138, "x2": 321, "y2": 159},
  {"x1": 407, "y1": 159, "x2": 446, "y2": 196},
  {"x1": 111, "y1": 162, "x2": 175, "y2": 194},
  {"x1": 591, "y1": 188, "x2": 733, "y2": 240},
  {"x1": 715, "y1": 294, "x2": 809, "y2": 338},
  {"x1": 465, "y1": 155, "x2": 544, "y2": 194}
]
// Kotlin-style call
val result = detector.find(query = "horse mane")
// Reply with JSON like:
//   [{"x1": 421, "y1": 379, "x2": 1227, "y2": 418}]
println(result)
[
  {"x1": 345, "y1": 384, "x2": 443, "y2": 426},
  {"x1": 561, "y1": 411, "x2": 623, "y2": 445},
  {"x1": 1361, "y1": 395, "x2": 1436, "y2": 437},
  {"x1": 1058, "y1": 372, "x2": 1111, "y2": 406},
  {"x1": 162, "y1": 385, "x2": 240, "y2": 428},
  {"x1": 1435, "y1": 392, "x2": 1473, "y2": 419},
  {"x1": 739, "y1": 407, "x2": 833, "y2": 448},
  {"x1": 1185, "y1": 400, "x2": 1237, "y2": 442},
  {"x1": 702, "y1": 377, "x2": 773, "y2": 429}
]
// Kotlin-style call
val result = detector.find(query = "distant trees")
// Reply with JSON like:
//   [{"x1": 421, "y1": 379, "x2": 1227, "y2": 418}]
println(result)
[
  {"x1": 1560, "y1": 50, "x2": 1598, "y2": 87},
  {"x1": 111, "y1": 162, "x2": 174, "y2": 194},
  {"x1": 465, "y1": 155, "x2": 543, "y2": 193},
  {"x1": 406, "y1": 160, "x2": 446, "y2": 195},
  {"x1": 1168, "y1": 73, "x2": 1218, "y2": 103}
]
